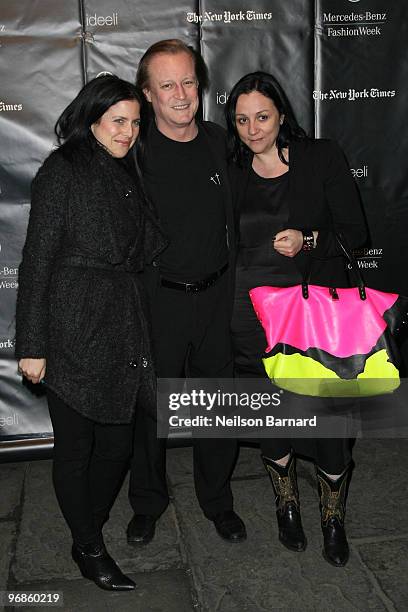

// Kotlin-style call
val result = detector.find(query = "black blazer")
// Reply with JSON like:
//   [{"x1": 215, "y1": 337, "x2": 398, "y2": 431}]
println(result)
[
  {"x1": 230, "y1": 139, "x2": 367, "y2": 287},
  {"x1": 142, "y1": 120, "x2": 236, "y2": 303},
  {"x1": 15, "y1": 143, "x2": 165, "y2": 423}
]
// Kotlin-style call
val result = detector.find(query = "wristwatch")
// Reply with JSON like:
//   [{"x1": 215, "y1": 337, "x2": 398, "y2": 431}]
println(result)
[{"x1": 302, "y1": 229, "x2": 315, "y2": 251}]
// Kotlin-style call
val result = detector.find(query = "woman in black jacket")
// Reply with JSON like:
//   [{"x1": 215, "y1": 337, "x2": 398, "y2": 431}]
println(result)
[
  {"x1": 225, "y1": 72, "x2": 366, "y2": 567},
  {"x1": 15, "y1": 75, "x2": 165, "y2": 590}
]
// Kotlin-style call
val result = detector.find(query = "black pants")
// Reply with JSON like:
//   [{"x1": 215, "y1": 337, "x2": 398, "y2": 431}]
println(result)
[
  {"x1": 48, "y1": 389, "x2": 133, "y2": 545},
  {"x1": 260, "y1": 438, "x2": 351, "y2": 475},
  {"x1": 129, "y1": 273, "x2": 238, "y2": 519},
  {"x1": 234, "y1": 358, "x2": 351, "y2": 475}
]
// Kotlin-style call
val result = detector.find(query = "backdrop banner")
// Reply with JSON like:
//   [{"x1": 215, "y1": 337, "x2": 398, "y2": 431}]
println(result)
[{"x1": 0, "y1": 0, "x2": 407, "y2": 455}]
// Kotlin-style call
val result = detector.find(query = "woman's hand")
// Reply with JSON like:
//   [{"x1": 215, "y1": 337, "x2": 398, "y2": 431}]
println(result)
[
  {"x1": 273, "y1": 229, "x2": 304, "y2": 258},
  {"x1": 18, "y1": 358, "x2": 46, "y2": 384}
]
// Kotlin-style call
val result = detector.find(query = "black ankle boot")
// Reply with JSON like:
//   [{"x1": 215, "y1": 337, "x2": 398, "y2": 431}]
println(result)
[
  {"x1": 317, "y1": 467, "x2": 350, "y2": 567},
  {"x1": 72, "y1": 540, "x2": 135, "y2": 591},
  {"x1": 262, "y1": 454, "x2": 307, "y2": 552}
]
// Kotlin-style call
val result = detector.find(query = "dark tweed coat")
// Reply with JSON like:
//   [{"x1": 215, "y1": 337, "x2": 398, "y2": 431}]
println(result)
[{"x1": 15, "y1": 142, "x2": 165, "y2": 423}]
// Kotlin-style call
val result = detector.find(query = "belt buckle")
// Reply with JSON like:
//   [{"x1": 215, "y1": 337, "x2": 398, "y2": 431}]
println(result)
[
  {"x1": 185, "y1": 282, "x2": 197, "y2": 293},
  {"x1": 185, "y1": 273, "x2": 219, "y2": 293}
]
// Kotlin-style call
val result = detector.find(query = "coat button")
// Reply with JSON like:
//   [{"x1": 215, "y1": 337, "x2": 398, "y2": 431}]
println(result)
[{"x1": 129, "y1": 360, "x2": 138, "y2": 368}]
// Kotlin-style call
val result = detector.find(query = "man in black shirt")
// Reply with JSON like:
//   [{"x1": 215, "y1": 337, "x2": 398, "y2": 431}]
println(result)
[{"x1": 127, "y1": 39, "x2": 246, "y2": 544}]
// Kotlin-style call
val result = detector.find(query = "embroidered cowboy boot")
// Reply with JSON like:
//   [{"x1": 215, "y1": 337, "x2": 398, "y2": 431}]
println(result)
[
  {"x1": 262, "y1": 453, "x2": 307, "y2": 551},
  {"x1": 317, "y1": 466, "x2": 350, "y2": 567}
]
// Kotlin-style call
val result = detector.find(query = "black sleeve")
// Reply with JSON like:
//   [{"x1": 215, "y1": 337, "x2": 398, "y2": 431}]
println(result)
[
  {"x1": 227, "y1": 160, "x2": 250, "y2": 242},
  {"x1": 313, "y1": 140, "x2": 367, "y2": 258},
  {"x1": 15, "y1": 153, "x2": 71, "y2": 359}
]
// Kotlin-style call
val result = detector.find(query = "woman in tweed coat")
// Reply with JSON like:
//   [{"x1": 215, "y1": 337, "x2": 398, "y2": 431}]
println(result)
[{"x1": 15, "y1": 76, "x2": 165, "y2": 591}]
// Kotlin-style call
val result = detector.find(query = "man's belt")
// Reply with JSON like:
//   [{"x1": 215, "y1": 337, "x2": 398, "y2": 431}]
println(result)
[{"x1": 160, "y1": 263, "x2": 228, "y2": 293}]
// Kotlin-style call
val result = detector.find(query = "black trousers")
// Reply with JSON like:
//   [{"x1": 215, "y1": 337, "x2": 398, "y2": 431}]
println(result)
[
  {"x1": 260, "y1": 438, "x2": 351, "y2": 475},
  {"x1": 48, "y1": 389, "x2": 133, "y2": 545},
  {"x1": 234, "y1": 347, "x2": 351, "y2": 475},
  {"x1": 129, "y1": 272, "x2": 238, "y2": 519}
]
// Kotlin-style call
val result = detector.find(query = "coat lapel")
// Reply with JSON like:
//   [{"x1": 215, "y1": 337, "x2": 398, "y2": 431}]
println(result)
[
  {"x1": 287, "y1": 140, "x2": 322, "y2": 229},
  {"x1": 199, "y1": 122, "x2": 235, "y2": 251}
]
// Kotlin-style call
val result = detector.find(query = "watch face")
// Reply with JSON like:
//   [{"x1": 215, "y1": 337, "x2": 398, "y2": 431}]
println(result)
[{"x1": 302, "y1": 232, "x2": 315, "y2": 251}]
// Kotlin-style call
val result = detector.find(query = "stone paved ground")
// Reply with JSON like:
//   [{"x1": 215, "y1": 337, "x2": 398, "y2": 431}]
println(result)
[{"x1": 1, "y1": 439, "x2": 407, "y2": 611}]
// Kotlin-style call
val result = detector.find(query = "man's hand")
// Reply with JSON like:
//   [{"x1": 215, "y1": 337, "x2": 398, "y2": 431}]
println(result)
[
  {"x1": 273, "y1": 229, "x2": 303, "y2": 258},
  {"x1": 18, "y1": 358, "x2": 46, "y2": 384}
]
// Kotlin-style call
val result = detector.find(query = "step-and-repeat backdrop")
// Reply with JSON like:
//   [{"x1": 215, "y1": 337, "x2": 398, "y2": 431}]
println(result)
[{"x1": 1, "y1": 1, "x2": 407, "y2": 455}]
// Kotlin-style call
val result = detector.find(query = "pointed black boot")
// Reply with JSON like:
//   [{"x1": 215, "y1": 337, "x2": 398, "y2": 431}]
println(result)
[
  {"x1": 72, "y1": 540, "x2": 135, "y2": 591},
  {"x1": 262, "y1": 454, "x2": 307, "y2": 552},
  {"x1": 317, "y1": 467, "x2": 350, "y2": 567}
]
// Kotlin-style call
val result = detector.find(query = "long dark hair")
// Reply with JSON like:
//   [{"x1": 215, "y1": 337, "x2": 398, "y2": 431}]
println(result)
[
  {"x1": 55, "y1": 75, "x2": 143, "y2": 161},
  {"x1": 225, "y1": 71, "x2": 307, "y2": 166}
]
